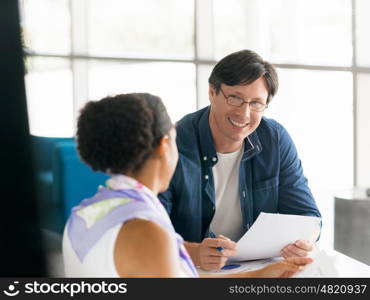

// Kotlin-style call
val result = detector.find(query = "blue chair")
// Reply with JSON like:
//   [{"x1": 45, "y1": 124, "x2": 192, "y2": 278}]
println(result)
[
  {"x1": 30, "y1": 135, "x2": 74, "y2": 232},
  {"x1": 52, "y1": 141, "x2": 109, "y2": 229}
]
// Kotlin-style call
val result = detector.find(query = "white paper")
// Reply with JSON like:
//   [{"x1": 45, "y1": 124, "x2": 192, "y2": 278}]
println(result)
[
  {"x1": 292, "y1": 249, "x2": 339, "y2": 277},
  {"x1": 198, "y1": 257, "x2": 281, "y2": 276},
  {"x1": 229, "y1": 212, "x2": 321, "y2": 262}
]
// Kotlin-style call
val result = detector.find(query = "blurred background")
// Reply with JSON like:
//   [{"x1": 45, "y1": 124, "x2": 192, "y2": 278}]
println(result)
[{"x1": 19, "y1": 0, "x2": 370, "y2": 258}]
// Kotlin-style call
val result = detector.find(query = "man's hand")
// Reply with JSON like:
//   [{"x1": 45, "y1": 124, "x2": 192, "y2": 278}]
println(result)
[
  {"x1": 196, "y1": 235, "x2": 237, "y2": 271},
  {"x1": 281, "y1": 240, "x2": 313, "y2": 258}
]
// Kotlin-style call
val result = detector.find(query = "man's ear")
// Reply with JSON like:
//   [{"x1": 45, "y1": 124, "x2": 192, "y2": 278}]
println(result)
[
  {"x1": 209, "y1": 85, "x2": 216, "y2": 104},
  {"x1": 155, "y1": 135, "x2": 170, "y2": 158}
]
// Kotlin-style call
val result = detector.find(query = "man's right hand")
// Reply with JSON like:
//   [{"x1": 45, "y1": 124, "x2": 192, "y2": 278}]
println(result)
[{"x1": 195, "y1": 235, "x2": 237, "y2": 270}]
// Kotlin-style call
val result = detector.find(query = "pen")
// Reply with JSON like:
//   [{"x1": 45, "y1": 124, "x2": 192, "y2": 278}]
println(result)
[
  {"x1": 208, "y1": 231, "x2": 224, "y2": 252},
  {"x1": 221, "y1": 263, "x2": 241, "y2": 270},
  {"x1": 209, "y1": 232, "x2": 241, "y2": 271}
]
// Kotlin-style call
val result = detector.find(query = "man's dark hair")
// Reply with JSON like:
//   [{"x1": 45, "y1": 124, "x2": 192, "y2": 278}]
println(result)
[
  {"x1": 208, "y1": 49, "x2": 278, "y2": 103},
  {"x1": 77, "y1": 93, "x2": 172, "y2": 175}
]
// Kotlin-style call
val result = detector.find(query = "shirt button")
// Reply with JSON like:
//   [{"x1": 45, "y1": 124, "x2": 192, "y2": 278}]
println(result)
[
  {"x1": 203, "y1": 156, "x2": 207, "y2": 161},
  {"x1": 212, "y1": 157, "x2": 217, "y2": 162},
  {"x1": 204, "y1": 175, "x2": 209, "y2": 180}
]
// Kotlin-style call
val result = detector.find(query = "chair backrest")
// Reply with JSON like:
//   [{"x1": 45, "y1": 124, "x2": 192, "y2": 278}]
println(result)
[
  {"x1": 30, "y1": 135, "x2": 73, "y2": 173},
  {"x1": 30, "y1": 135, "x2": 74, "y2": 232},
  {"x1": 52, "y1": 141, "x2": 109, "y2": 224}
]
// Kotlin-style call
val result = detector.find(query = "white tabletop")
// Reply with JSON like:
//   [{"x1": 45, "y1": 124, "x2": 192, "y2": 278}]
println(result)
[
  {"x1": 198, "y1": 247, "x2": 370, "y2": 277},
  {"x1": 329, "y1": 249, "x2": 370, "y2": 277}
]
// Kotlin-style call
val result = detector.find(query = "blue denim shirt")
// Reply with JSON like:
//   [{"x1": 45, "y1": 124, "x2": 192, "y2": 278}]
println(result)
[{"x1": 159, "y1": 106, "x2": 321, "y2": 242}]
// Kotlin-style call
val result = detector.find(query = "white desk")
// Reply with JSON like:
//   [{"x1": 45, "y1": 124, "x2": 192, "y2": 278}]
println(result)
[
  {"x1": 329, "y1": 249, "x2": 370, "y2": 277},
  {"x1": 198, "y1": 248, "x2": 370, "y2": 277}
]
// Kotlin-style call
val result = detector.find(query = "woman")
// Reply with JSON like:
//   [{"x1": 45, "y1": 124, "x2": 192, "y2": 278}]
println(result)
[{"x1": 63, "y1": 93, "x2": 312, "y2": 277}]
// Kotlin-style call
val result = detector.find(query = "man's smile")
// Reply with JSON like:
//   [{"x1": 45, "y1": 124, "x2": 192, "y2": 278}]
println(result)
[{"x1": 228, "y1": 117, "x2": 249, "y2": 128}]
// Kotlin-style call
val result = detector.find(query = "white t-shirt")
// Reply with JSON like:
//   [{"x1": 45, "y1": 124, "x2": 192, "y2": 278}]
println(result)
[{"x1": 209, "y1": 146, "x2": 244, "y2": 242}]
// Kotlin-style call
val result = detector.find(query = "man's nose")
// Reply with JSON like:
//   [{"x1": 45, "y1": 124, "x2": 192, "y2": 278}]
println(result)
[{"x1": 238, "y1": 102, "x2": 251, "y2": 118}]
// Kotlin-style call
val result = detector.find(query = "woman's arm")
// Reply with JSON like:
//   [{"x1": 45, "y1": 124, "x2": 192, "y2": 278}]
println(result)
[
  {"x1": 114, "y1": 219, "x2": 180, "y2": 277},
  {"x1": 114, "y1": 219, "x2": 312, "y2": 278},
  {"x1": 200, "y1": 257, "x2": 313, "y2": 278}
]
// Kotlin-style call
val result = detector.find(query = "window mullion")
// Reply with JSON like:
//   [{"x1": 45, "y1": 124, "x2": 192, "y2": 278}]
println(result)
[
  {"x1": 195, "y1": 0, "x2": 214, "y2": 110},
  {"x1": 70, "y1": 0, "x2": 89, "y2": 135}
]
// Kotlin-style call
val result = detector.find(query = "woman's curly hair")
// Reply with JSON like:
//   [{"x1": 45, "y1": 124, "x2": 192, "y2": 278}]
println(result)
[{"x1": 76, "y1": 93, "x2": 172, "y2": 175}]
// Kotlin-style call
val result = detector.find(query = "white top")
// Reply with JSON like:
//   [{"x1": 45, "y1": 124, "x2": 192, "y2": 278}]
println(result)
[
  {"x1": 209, "y1": 146, "x2": 244, "y2": 242},
  {"x1": 63, "y1": 218, "x2": 191, "y2": 277},
  {"x1": 63, "y1": 175, "x2": 193, "y2": 277},
  {"x1": 63, "y1": 223, "x2": 121, "y2": 277}
]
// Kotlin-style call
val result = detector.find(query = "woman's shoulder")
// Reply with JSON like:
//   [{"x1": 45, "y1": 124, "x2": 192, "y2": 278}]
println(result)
[
  {"x1": 119, "y1": 219, "x2": 174, "y2": 247},
  {"x1": 114, "y1": 219, "x2": 179, "y2": 277}
]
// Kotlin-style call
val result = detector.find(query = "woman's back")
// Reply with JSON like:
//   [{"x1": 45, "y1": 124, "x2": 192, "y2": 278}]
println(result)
[
  {"x1": 63, "y1": 223, "x2": 121, "y2": 277},
  {"x1": 63, "y1": 175, "x2": 197, "y2": 277}
]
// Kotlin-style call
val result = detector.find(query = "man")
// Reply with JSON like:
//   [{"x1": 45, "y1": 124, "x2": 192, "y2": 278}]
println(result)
[{"x1": 159, "y1": 50, "x2": 321, "y2": 271}]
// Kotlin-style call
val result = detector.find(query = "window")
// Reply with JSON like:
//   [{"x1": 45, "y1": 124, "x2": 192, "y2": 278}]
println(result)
[
  {"x1": 213, "y1": 0, "x2": 352, "y2": 66},
  {"x1": 87, "y1": 0, "x2": 194, "y2": 59},
  {"x1": 22, "y1": 0, "x2": 370, "y2": 248},
  {"x1": 22, "y1": 0, "x2": 71, "y2": 55},
  {"x1": 88, "y1": 61, "x2": 196, "y2": 123},
  {"x1": 25, "y1": 57, "x2": 73, "y2": 137},
  {"x1": 21, "y1": 0, "x2": 196, "y2": 137}
]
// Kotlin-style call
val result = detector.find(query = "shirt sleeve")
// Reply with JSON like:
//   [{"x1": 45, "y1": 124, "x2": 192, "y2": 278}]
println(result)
[{"x1": 277, "y1": 124, "x2": 322, "y2": 219}]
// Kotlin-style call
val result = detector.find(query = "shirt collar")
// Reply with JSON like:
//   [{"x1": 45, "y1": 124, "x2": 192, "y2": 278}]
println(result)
[
  {"x1": 198, "y1": 106, "x2": 262, "y2": 166},
  {"x1": 106, "y1": 174, "x2": 158, "y2": 203}
]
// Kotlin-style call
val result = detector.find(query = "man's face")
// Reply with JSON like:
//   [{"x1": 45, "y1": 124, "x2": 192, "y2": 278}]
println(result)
[{"x1": 209, "y1": 76, "x2": 268, "y2": 149}]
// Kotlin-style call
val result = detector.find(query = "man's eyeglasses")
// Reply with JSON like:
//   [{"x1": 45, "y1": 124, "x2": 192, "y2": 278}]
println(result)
[{"x1": 219, "y1": 88, "x2": 268, "y2": 112}]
